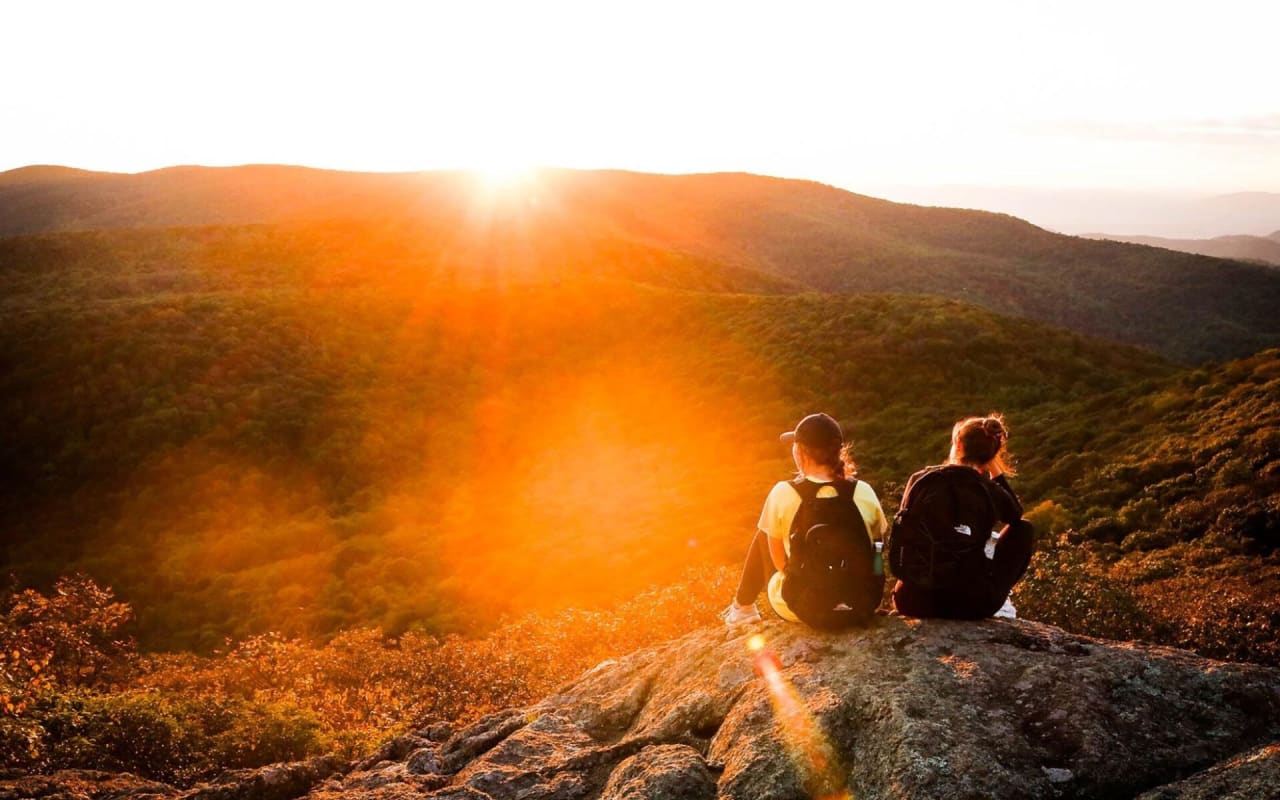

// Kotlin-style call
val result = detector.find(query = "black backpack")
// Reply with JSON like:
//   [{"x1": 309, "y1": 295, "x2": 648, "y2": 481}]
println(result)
[
  {"x1": 887, "y1": 465, "x2": 997, "y2": 591},
  {"x1": 779, "y1": 477, "x2": 882, "y2": 629}
]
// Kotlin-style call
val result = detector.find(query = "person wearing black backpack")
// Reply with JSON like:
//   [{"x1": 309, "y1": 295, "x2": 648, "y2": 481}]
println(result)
[
  {"x1": 721, "y1": 413, "x2": 889, "y2": 630},
  {"x1": 888, "y1": 414, "x2": 1035, "y2": 620}
]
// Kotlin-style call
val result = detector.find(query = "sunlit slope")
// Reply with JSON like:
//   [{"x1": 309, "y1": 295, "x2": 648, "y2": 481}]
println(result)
[
  {"x1": 1013, "y1": 349, "x2": 1280, "y2": 662},
  {"x1": 0, "y1": 238, "x2": 1169, "y2": 649},
  {"x1": 4, "y1": 165, "x2": 1280, "y2": 361},
  {"x1": 552, "y1": 171, "x2": 1280, "y2": 363},
  {"x1": 0, "y1": 218, "x2": 799, "y2": 304}
]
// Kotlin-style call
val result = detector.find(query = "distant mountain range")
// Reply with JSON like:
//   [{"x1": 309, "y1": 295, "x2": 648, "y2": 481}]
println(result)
[
  {"x1": 1082, "y1": 231, "x2": 1280, "y2": 266},
  {"x1": 3, "y1": 164, "x2": 1279, "y2": 363},
  {"x1": 872, "y1": 185, "x2": 1280, "y2": 239}
]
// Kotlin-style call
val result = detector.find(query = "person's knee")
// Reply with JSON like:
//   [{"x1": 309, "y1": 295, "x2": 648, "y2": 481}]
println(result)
[
  {"x1": 1001, "y1": 519, "x2": 1036, "y2": 560},
  {"x1": 1007, "y1": 518, "x2": 1035, "y2": 543},
  {"x1": 990, "y1": 520, "x2": 1035, "y2": 594}
]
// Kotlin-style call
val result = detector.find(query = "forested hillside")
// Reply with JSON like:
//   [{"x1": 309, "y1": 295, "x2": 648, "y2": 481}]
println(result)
[
  {"x1": 1012, "y1": 349, "x2": 1280, "y2": 664},
  {"x1": 5, "y1": 170, "x2": 1279, "y2": 656},
  {"x1": 4, "y1": 166, "x2": 1280, "y2": 361},
  {"x1": 0, "y1": 241, "x2": 1169, "y2": 649}
]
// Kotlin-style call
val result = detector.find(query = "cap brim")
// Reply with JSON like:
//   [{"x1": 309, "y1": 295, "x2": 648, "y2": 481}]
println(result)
[{"x1": 779, "y1": 431, "x2": 796, "y2": 444}]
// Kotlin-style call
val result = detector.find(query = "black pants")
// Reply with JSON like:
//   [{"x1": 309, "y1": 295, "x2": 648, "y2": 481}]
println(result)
[
  {"x1": 734, "y1": 528, "x2": 777, "y2": 606},
  {"x1": 893, "y1": 520, "x2": 1036, "y2": 620}
]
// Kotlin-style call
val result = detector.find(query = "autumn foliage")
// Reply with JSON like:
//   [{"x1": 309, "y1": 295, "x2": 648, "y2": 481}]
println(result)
[{"x1": 1, "y1": 570, "x2": 735, "y2": 784}]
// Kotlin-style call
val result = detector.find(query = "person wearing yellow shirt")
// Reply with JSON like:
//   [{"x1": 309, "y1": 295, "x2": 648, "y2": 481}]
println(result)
[{"x1": 722, "y1": 413, "x2": 889, "y2": 626}]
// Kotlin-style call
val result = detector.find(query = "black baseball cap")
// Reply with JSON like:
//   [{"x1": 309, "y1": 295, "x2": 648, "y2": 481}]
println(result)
[{"x1": 779, "y1": 413, "x2": 843, "y2": 448}]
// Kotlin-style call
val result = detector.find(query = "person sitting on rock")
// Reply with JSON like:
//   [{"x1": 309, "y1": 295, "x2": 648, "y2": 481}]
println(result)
[
  {"x1": 722, "y1": 413, "x2": 889, "y2": 628},
  {"x1": 889, "y1": 413, "x2": 1035, "y2": 620}
]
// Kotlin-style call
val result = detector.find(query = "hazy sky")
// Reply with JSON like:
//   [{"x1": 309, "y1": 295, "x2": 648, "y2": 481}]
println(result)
[{"x1": 4, "y1": 0, "x2": 1278, "y2": 194}]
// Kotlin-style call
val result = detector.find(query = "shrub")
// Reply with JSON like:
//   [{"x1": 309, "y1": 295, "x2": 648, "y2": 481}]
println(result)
[
  {"x1": 1079, "y1": 516, "x2": 1125, "y2": 544},
  {"x1": 1135, "y1": 575, "x2": 1280, "y2": 665},
  {"x1": 1024, "y1": 500, "x2": 1071, "y2": 537},
  {"x1": 28, "y1": 689, "x2": 324, "y2": 785},
  {"x1": 1014, "y1": 539, "x2": 1157, "y2": 642},
  {"x1": 35, "y1": 690, "x2": 191, "y2": 780},
  {"x1": 1, "y1": 573, "x2": 134, "y2": 688}
]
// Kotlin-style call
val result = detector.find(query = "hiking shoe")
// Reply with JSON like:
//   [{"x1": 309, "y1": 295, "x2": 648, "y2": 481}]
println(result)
[{"x1": 721, "y1": 602, "x2": 762, "y2": 627}]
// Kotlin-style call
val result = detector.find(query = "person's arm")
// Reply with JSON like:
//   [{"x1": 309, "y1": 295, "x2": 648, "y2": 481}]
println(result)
[
  {"x1": 901, "y1": 471, "x2": 920, "y2": 504},
  {"x1": 757, "y1": 482, "x2": 792, "y2": 570},
  {"x1": 768, "y1": 534, "x2": 788, "y2": 571},
  {"x1": 854, "y1": 480, "x2": 890, "y2": 540},
  {"x1": 988, "y1": 472, "x2": 1023, "y2": 522}
]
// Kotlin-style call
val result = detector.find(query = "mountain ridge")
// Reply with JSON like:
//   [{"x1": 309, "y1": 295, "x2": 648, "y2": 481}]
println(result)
[
  {"x1": 3, "y1": 165, "x2": 1279, "y2": 362},
  {"x1": 1082, "y1": 231, "x2": 1280, "y2": 266},
  {"x1": 873, "y1": 185, "x2": 1280, "y2": 239}
]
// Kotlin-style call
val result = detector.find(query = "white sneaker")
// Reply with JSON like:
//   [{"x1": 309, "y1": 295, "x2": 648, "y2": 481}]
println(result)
[
  {"x1": 994, "y1": 596, "x2": 1017, "y2": 619},
  {"x1": 721, "y1": 602, "x2": 762, "y2": 627}
]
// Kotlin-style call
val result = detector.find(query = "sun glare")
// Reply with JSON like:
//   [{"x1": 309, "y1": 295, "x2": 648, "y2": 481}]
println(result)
[
  {"x1": 481, "y1": 163, "x2": 535, "y2": 186},
  {"x1": 472, "y1": 162, "x2": 539, "y2": 192},
  {"x1": 463, "y1": 162, "x2": 546, "y2": 218}
]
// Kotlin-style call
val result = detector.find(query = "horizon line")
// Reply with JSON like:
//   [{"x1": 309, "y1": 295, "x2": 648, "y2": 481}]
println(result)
[{"x1": 2, "y1": 161, "x2": 1276, "y2": 198}]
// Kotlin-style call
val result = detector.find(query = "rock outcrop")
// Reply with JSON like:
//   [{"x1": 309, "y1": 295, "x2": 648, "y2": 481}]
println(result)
[
  {"x1": 5, "y1": 617, "x2": 1280, "y2": 799},
  {"x1": 315, "y1": 617, "x2": 1280, "y2": 799},
  {"x1": 1135, "y1": 743, "x2": 1280, "y2": 799},
  {"x1": 188, "y1": 757, "x2": 350, "y2": 800}
]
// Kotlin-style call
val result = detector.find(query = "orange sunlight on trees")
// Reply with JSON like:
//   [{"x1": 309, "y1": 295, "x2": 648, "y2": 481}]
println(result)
[
  {"x1": 8, "y1": 170, "x2": 1230, "y2": 657},
  {"x1": 38, "y1": 185, "x2": 794, "y2": 647}
]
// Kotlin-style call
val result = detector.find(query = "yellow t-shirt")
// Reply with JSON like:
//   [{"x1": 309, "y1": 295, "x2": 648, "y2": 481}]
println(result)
[{"x1": 759, "y1": 477, "x2": 889, "y2": 622}]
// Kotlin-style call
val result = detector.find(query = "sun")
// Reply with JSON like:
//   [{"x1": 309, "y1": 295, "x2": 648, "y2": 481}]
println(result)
[
  {"x1": 462, "y1": 159, "x2": 546, "y2": 219},
  {"x1": 476, "y1": 162, "x2": 534, "y2": 185},
  {"x1": 470, "y1": 159, "x2": 540, "y2": 193},
  {"x1": 459, "y1": 159, "x2": 546, "y2": 224}
]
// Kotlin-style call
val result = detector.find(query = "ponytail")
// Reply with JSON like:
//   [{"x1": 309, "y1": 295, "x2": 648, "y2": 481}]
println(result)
[
  {"x1": 798, "y1": 441, "x2": 859, "y2": 481},
  {"x1": 951, "y1": 413, "x2": 1016, "y2": 477}
]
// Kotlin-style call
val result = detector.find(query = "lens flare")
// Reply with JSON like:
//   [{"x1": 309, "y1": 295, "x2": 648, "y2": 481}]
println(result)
[{"x1": 749, "y1": 637, "x2": 854, "y2": 800}]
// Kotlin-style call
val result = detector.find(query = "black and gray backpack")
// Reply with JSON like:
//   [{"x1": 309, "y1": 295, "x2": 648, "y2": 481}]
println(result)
[
  {"x1": 887, "y1": 465, "x2": 997, "y2": 591},
  {"x1": 779, "y1": 477, "x2": 882, "y2": 629}
]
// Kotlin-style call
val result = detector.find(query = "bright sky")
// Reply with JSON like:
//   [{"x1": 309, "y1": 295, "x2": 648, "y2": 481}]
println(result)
[{"x1": 3, "y1": 0, "x2": 1278, "y2": 193}]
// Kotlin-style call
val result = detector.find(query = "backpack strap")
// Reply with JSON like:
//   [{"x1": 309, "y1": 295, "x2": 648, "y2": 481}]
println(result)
[
  {"x1": 790, "y1": 476, "x2": 823, "y2": 502},
  {"x1": 834, "y1": 478, "x2": 858, "y2": 502},
  {"x1": 899, "y1": 466, "x2": 943, "y2": 515}
]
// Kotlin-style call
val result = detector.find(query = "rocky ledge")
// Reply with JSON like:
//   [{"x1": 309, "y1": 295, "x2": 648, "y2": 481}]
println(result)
[{"x1": 5, "y1": 617, "x2": 1280, "y2": 800}]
